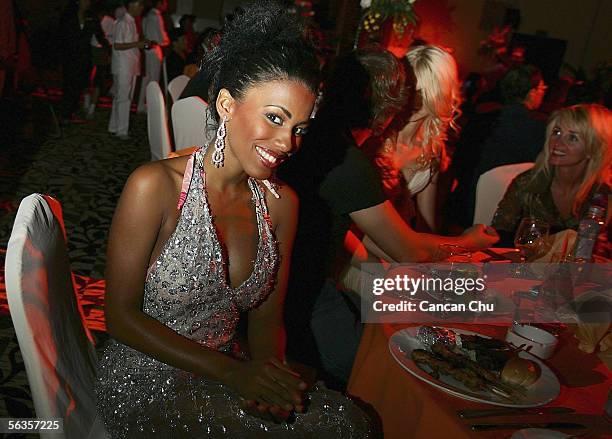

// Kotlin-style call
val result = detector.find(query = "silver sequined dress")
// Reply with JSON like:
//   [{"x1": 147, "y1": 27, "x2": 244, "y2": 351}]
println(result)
[{"x1": 95, "y1": 149, "x2": 373, "y2": 438}]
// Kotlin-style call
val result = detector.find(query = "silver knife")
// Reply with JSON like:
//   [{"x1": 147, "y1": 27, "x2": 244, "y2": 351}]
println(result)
[
  {"x1": 471, "y1": 422, "x2": 587, "y2": 431},
  {"x1": 458, "y1": 406, "x2": 575, "y2": 419}
]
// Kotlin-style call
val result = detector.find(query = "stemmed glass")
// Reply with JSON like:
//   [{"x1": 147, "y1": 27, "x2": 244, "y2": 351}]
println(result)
[
  {"x1": 430, "y1": 245, "x2": 475, "y2": 320},
  {"x1": 433, "y1": 244, "x2": 472, "y2": 263},
  {"x1": 514, "y1": 218, "x2": 550, "y2": 263},
  {"x1": 513, "y1": 218, "x2": 550, "y2": 277}
]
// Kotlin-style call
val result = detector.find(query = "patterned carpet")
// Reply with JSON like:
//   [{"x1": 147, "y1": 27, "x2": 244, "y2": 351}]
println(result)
[{"x1": 0, "y1": 95, "x2": 150, "y2": 426}]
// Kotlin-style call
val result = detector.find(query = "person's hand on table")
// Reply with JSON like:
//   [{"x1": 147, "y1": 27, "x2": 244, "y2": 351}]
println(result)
[
  {"x1": 461, "y1": 224, "x2": 500, "y2": 249},
  {"x1": 225, "y1": 357, "x2": 307, "y2": 423}
]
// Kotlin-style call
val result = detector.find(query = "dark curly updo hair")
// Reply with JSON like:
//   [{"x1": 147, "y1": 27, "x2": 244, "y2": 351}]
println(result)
[{"x1": 200, "y1": 0, "x2": 320, "y2": 123}]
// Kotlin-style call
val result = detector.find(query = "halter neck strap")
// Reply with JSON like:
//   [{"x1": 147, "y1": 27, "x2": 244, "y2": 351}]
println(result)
[
  {"x1": 177, "y1": 149, "x2": 200, "y2": 210},
  {"x1": 176, "y1": 147, "x2": 280, "y2": 210}
]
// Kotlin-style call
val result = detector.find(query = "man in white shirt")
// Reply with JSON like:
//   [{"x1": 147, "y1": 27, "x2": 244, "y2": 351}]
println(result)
[
  {"x1": 109, "y1": 0, "x2": 147, "y2": 140},
  {"x1": 137, "y1": 0, "x2": 170, "y2": 113}
]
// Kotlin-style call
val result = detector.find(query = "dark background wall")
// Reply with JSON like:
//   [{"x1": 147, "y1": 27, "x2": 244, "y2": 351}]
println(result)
[{"x1": 15, "y1": 0, "x2": 611, "y2": 77}]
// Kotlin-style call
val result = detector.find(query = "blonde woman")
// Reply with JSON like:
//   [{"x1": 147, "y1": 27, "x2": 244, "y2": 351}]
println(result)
[
  {"x1": 492, "y1": 104, "x2": 612, "y2": 246},
  {"x1": 368, "y1": 45, "x2": 462, "y2": 232}
]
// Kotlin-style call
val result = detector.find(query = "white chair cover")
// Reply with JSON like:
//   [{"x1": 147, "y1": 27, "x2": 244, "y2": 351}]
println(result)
[
  {"x1": 171, "y1": 96, "x2": 215, "y2": 150},
  {"x1": 473, "y1": 162, "x2": 534, "y2": 225},
  {"x1": 146, "y1": 80, "x2": 173, "y2": 161},
  {"x1": 162, "y1": 57, "x2": 169, "y2": 103},
  {"x1": 167, "y1": 74, "x2": 190, "y2": 103},
  {"x1": 5, "y1": 194, "x2": 109, "y2": 439}
]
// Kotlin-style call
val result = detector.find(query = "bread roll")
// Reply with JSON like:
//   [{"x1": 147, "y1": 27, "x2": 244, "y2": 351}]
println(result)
[
  {"x1": 574, "y1": 322, "x2": 610, "y2": 354},
  {"x1": 501, "y1": 356, "x2": 541, "y2": 387}
]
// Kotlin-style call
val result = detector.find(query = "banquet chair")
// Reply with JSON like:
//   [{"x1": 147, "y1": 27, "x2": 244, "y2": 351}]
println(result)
[
  {"x1": 171, "y1": 96, "x2": 215, "y2": 151},
  {"x1": 146, "y1": 81, "x2": 173, "y2": 161},
  {"x1": 167, "y1": 75, "x2": 190, "y2": 103},
  {"x1": 5, "y1": 194, "x2": 109, "y2": 439},
  {"x1": 473, "y1": 162, "x2": 534, "y2": 225}
]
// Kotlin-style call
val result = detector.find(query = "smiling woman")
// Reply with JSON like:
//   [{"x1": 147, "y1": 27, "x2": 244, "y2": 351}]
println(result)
[
  {"x1": 94, "y1": 1, "x2": 374, "y2": 437},
  {"x1": 217, "y1": 80, "x2": 315, "y2": 180},
  {"x1": 492, "y1": 104, "x2": 612, "y2": 242}
]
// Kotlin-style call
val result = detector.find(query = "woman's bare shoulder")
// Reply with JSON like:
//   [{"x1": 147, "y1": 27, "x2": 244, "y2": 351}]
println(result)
[
  {"x1": 110, "y1": 158, "x2": 192, "y2": 236},
  {"x1": 126, "y1": 157, "x2": 188, "y2": 193}
]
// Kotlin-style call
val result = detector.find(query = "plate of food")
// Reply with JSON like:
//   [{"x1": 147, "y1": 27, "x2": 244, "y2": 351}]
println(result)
[{"x1": 389, "y1": 326, "x2": 560, "y2": 407}]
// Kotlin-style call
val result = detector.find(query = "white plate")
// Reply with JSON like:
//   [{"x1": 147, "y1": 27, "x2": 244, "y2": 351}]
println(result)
[
  {"x1": 389, "y1": 326, "x2": 560, "y2": 407},
  {"x1": 511, "y1": 428, "x2": 570, "y2": 439}
]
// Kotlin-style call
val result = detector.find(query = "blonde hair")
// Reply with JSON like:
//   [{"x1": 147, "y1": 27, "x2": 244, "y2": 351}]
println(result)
[
  {"x1": 532, "y1": 104, "x2": 612, "y2": 215},
  {"x1": 405, "y1": 45, "x2": 462, "y2": 170}
]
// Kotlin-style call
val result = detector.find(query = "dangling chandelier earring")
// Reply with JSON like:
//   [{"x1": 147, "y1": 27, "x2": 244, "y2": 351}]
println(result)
[{"x1": 212, "y1": 116, "x2": 227, "y2": 167}]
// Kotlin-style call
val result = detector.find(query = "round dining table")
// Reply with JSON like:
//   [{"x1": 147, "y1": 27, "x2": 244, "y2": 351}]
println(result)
[
  {"x1": 346, "y1": 247, "x2": 611, "y2": 438},
  {"x1": 348, "y1": 319, "x2": 611, "y2": 438}
]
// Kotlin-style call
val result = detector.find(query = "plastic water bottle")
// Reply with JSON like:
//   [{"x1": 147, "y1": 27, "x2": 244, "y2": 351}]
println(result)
[
  {"x1": 572, "y1": 205, "x2": 605, "y2": 262},
  {"x1": 592, "y1": 193, "x2": 609, "y2": 259}
]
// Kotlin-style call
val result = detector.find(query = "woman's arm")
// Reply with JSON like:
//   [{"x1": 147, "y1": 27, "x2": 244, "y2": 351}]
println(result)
[
  {"x1": 350, "y1": 200, "x2": 498, "y2": 263},
  {"x1": 247, "y1": 185, "x2": 299, "y2": 362},
  {"x1": 105, "y1": 165, "x2": 301, "y2": 410},
  {"x1": 246, "y1": 184, "x2": 307, "y2": 419}
]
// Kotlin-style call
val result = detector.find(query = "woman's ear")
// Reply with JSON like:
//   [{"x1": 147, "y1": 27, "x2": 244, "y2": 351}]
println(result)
[{"x1": 216, "y1": 88, "x2": 235, "y2": 121}]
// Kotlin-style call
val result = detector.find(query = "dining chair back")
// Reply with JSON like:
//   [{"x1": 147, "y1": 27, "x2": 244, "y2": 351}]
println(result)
[
  {"x1": 171, "y1": 96, "x2": 215, "y2": 150},
  {"x1": 146, "y1": 80, "x2": 173, "y2": 161},
  {"x1": 167, "y1": 75, "x2": 190, "y2": 103},
  {"x1": 473, "y1": 162, "x2": 534, "y2": 225},
  {"x1": 5, "y1": 194, "x2": 109, "y2": 439}
]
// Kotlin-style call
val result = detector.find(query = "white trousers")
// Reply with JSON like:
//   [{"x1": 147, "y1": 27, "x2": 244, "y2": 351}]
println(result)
[
  {"x1": 108, "y1": 72, "x2": 135, "y2": 136},
  {"x1": 137, "y1": 51, "x2": 162, "y2": 111}
]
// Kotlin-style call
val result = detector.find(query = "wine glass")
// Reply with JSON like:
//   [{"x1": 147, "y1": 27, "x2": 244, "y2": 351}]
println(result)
[
  {"x1": 514, "y1": 218, "x2": 550, "y2": 263},
  {"x1": 431, "y1": 244, "x2": 473, "y2": 286},
  {"x1": 430, "y1": 245, "x2": 478, "y2": 320},
  {"x1": 433, "y1": 244, "x2": 473, "y2": 263},
  {"x1": 513, "y1": 218, "x2": 550, "y2": 278}
]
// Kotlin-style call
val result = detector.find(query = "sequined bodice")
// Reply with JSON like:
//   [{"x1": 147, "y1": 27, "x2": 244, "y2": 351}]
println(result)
[{"x1": 143, "y1": 148, "x2": 279, "y2": 350}]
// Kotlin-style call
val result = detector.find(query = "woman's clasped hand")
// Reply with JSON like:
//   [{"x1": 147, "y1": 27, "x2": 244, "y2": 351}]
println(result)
[{"x1": 227, "y1": 358, "x2": 308, "y2": 423}]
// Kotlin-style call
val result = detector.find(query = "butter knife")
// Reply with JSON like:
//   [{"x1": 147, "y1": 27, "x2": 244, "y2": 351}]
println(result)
[
  {"x1": 458, "y1": 406, "x2": 575, "y2": 419},
  {"x1": 471, "y1": 422, "x2": 587, "y2": 431}
]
